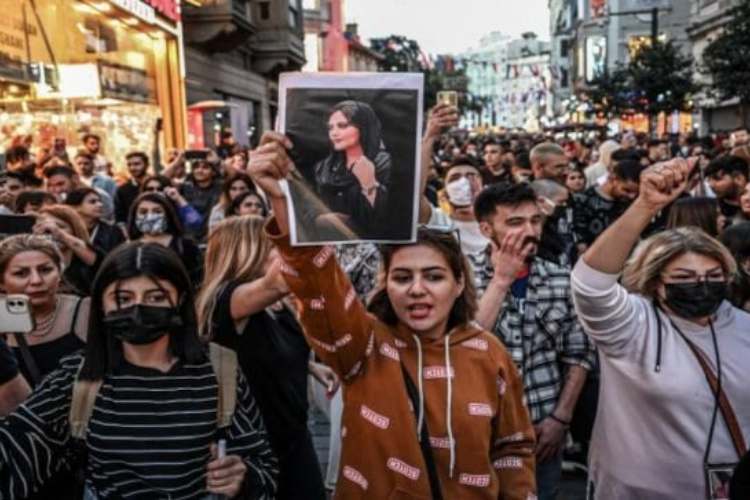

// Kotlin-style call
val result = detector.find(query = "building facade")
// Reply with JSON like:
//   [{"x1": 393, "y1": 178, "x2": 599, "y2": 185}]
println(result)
[
  {"x1": 183, "y1": 0, "x2": 305, "y2": 149},
  {"x1": 687, "y1": 0, "x2": 747, "y2": 133},
  {"x1": 302, "y1": 0, "x2": 382, "y2": 72},
  {"x1": 462, "y1": 32, "x2": 551, "y2": 130},
  {"x1": 0, "y1": 0, "x2": 186, "y2": 169}
]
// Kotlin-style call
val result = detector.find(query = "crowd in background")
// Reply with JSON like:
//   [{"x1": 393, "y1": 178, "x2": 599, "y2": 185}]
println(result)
[{"x1": 0, "y1": 109, "x2": 748, "y2": 500}]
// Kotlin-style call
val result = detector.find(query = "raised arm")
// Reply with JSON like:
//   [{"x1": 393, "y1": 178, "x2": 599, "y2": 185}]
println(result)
[
  {"x1": 571, "y1": 159, "x2": 695, "y2": 352},
  {"x1": 249, "y1": 132, "x2": 377, "y2": 381},
  {"x1": 419, "y1": 104, "x2": 459, "y2": 223}
]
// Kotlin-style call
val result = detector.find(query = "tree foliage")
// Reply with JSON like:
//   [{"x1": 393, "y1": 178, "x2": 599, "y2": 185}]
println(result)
[
  {"x1": 703, "y1": 0, "x2": 750, "y2": 120},
  {"x1": 586, "y1": 41, "x2": 697, "y2": 125}
]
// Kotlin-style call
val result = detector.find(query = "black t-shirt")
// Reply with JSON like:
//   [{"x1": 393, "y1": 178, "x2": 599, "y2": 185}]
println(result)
[
  {"x1": 573, "y1": 186, "x2": 628, "y2": 246},
  {"x1": 0, "y1": 336, "x2": 19, "y2": 384},
  {"x1": 212, "y1": 282, "x2": 310, "y2": 458}
]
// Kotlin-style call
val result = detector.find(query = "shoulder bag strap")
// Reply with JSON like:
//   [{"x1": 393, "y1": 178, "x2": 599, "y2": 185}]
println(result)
[
  {"x1": 12, "y1": 331, "x2": 41, "y2": 386},
  {"x1": 400, "y1": 362, "x2": 444, "y2": 500},
  {"x1": 680, "y1": 334, "x2": 747, "y2": 459}
]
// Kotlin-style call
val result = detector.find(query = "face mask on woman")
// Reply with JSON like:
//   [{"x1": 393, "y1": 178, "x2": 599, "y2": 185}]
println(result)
[
  {"x1": 445, "y1": 177, "x2": 473, "y2": 207},
  {"x1": 103, "y1": 304, "x2": 182, "y2": 345},
  {"x1": 135, "y1": 213, "x2": 167, "y2": 235},
  {"x1": 663, "y1": 281, "x2": 727, "y2": 319}
]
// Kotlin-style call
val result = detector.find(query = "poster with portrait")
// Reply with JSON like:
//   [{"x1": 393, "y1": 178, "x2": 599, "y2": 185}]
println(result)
[{"x1": 278, "y1": 72, "x2": 424, "y2": 246}]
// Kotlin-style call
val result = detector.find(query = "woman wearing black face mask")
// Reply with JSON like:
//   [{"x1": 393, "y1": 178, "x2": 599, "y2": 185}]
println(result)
[
  {"x1": 0, "y1": 242, "x2": 278, "y2": 499},
  {"x1": 570, "y1": 158, "x2": 750, "y2": 500}
]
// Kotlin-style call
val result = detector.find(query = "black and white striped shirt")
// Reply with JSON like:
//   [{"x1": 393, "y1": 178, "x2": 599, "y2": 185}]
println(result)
[{"x1": 0, "y1": 352, "x2": 277, "y2": 499}]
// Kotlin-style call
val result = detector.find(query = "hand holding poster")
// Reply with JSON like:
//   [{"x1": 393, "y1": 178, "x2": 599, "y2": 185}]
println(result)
[{"x1": 278, "y1": 72, "x2": 424, "y2": 245}]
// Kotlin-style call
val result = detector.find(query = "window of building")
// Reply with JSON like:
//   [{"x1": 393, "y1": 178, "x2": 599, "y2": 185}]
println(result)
[
  {"x1": 289, "y1": 0, "x2": 301, "y2": 28},
  {"x1": 259, "y1": 1, "x2": 270, "y2": 20}
]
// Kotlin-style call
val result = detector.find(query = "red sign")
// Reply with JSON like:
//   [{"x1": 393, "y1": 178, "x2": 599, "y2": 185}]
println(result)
[{"x1": 146, "y1": 0, "x2": 180, "y2": 23}]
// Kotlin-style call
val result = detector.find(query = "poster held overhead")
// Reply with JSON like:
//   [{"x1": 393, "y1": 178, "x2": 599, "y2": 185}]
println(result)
[{"x1": 278, "y1": 72, "x2": 424, "y2": 246}]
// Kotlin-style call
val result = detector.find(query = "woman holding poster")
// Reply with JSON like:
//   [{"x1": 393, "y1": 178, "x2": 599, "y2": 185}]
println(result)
[{"x1": 313, "y1": 100, "x2": 392, "y2": 239}]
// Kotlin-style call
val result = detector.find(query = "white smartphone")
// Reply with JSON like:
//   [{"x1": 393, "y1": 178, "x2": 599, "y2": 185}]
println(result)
[{"x1": 0, "y1": 295, "x2": 34, "y2": 334}]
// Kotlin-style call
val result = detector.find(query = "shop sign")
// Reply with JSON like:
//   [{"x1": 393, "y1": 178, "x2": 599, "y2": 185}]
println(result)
[
  {"x1": 145, "y1": 0, "x2": 180, "y2": 23},
  {"x1": 99, "y1": 61, "x2": 155, "y2": 103},
  {"x1": 620, "y1": 0, "x2": 671, "y2": 9},
  {"x1": 109, "y1": 0, "x2": 156, "y2": 25}
]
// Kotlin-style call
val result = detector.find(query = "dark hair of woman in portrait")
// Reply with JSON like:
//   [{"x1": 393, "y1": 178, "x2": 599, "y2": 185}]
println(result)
[
  {"x1": 0, "y1": 242, "x2": 278, "y2": 499},
  {"x1": 227, "y1": 190, "x2": 268, "y2": 218},
  {"x1": 308, "y1": 100, "x2": 392, "y2": 239},
  {"x1": 126, "y1": 192, "x2": 203, "y2": 285},
  {"x1": 666, "y1": 196, "x2": 725, "y2": 237},
  {"x1": 720, "y1": 221, "x2": 750, "y2": 312},
  {"x1": 65, "y1": 188, "x2": 127, "y2": 254}
]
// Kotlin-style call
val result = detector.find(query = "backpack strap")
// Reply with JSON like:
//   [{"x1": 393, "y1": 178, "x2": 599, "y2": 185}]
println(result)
[
  {"x1": 69, "y1": 358, "x2": 103, "y2": 440},
  {"x1": 209, "y1": 343, "x2": 238, "y2": 429}
]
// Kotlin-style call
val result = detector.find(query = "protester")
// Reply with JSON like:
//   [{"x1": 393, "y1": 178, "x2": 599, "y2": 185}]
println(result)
[
  {"x1": 227, "y1": 190, "x2": 268, "y2": 218},
  {"x1": 64, "y1": 188, "x2": 127, "y2": 254},
  {"x1": 73, "y1": 151, "x2": 116, "y2": 200},
  {"x1": 0, "y1": 172, "x2": 27, "y2": 213},
  {"x1": 666, "y1": 196, "x2": 725, "y2": 237},
  {"x1": 529, "y1": 142, "x2": 569, "y2": 185},
  {"x1": 705, "y1": 154, "x2": 749, "y2": 220},
  {"x1": 481, "y1": 139, "x2": 513, "y2": 185},
  {"x1": 0, "y1": 242, "x2": 278, "y2": 499},
  {"x1": 249, "y1": 129, "x2": 536, "y2": 499},
  {"x1": 720, "y1": 222, "x2": 750, "y2": 311},
  {"x1": 472, "y1": 182, "x2": 595, "y2": 500},
  {"x1": 43, "y1": 163, "x2": 115, "y2": 220},
  {"x1": 81, "y1": 133, "x2": 109, "y2": 174},
  {"x1": 34, "y1": 205, "x2": 100, "y2": 295},
  {"x1": 571, "y1": 158, "x2": 750, "y2": 499},
  {"x1": 13, "y1": 190, "x2": 55, "y2": 214},
  {"x1": 573, "y1": 156, "x2": 646, "y2": 250},
  {"x1": 208, "y1": 173, "x2": 255, "y2": 229},
  {"x1": 114, "y1": 151, "x2": 150, "y2": 223},
  {"x1": 0, "y1": 233, "x2": 89, "y2": 385},
  {"x1": 180, "y1": 157, "x2": 223, "y2": 240},
  {"x1": 584, "y1": 140, "x2": 620, "y2": 187},
  {"x1": 531, "y1": 179, "x2": 577, "y2": 265},
  {"x1": 428, "y1": 156, "x2": 490, "y2": 254},
  {"x1": 198, "y1": 215, "x2": 329, "y2": 499},
  {"x1": 565, "y1": 166, "x2": 587, "y2": 194},
  {"x1": 126, "y1": 192, "x2": 202, "y2": 285}
]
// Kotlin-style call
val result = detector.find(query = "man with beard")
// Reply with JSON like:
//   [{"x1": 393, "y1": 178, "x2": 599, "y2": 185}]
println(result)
[
  {"x1": 531, "y1": 179, "x2": 576, "y2": 266},
  {"x1": 481, "y1": 139, "x2": 513, "y2": 185},
  {"x1": 114, "y1": 151, "x2": 150, "y2": 223},
  {"x1": 530, "y1": 142, "x2": 569, "y2": 185},
  {"x1": 470, "y1": 182, "x2": 595, "y2": 500},
  {"x1": 705, "y1": 154, "x2": 748, "y2": 221},
  {"x1": 82, "y1": 133, "x2": 110, "y2": 175}
]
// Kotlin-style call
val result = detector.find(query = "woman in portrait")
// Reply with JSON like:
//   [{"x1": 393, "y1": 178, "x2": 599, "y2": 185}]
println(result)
[{"x1": 306, "y1": 100, "x2": 391, "y2": 240}]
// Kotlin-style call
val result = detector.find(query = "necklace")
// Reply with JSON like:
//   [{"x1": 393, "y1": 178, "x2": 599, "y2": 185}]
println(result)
[{"x1": 30, "y1": 297, "x2": 61, "y2": 338}]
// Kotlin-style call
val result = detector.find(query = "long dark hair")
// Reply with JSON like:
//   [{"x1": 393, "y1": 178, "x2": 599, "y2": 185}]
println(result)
[
  {"x1": 368, "y1": 227, "x2": 477, "y2": 332},
  {"x1": 329, "y1": 100, "x2": 384, "y2": 160},
  {"x1": 666, "y1": 196, "x2": 721, "y2": 237},
  {"x1": 79, "y1": 242, "x2": 205, "y2": 380},
  {"x1": 126, "y1": 192, "x2": 184, "y2": 240}
]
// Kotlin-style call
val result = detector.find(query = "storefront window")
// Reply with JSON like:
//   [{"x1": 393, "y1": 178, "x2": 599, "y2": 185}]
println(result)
[{"x1": 0, "y1": 0, "x2": 181, "y2": 174}]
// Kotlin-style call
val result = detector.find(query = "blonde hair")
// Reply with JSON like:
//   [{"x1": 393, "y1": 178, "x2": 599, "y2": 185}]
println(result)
[
  {"x1": 622, "y1": 227, "x2": 737, "y2": 298},
  {"x1": 0, "y1": 234, "x2": 65, "y2": 278},
  {"x1": 196, "y1": 215, "x2": 272, "y2": 341},
  {"x1": 39, "y1": 204, "x2": 90, "y2": 242}
]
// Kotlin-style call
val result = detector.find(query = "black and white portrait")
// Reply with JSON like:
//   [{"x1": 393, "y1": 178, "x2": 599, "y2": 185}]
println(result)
[{"x1": 279, "y1": 73, "x2": 423, "y2": 245}]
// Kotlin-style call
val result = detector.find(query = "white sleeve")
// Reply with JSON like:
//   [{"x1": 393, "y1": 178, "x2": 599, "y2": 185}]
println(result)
[{"x1": 571, "y1": 259, "x2": 646, "y2": 358}]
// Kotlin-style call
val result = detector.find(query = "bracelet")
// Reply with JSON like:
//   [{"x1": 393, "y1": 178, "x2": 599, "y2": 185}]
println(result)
[{"x1": 548, "y1": 413, "x2": 571, "y2": 427}]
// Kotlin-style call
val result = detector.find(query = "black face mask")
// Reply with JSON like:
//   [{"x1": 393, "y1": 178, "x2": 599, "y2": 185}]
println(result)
[
  {"x1": 663, "y1": 281, "x2": 727, "y2": 319},
  {"x1": 103, "y1": 305, "x2": 182, "y2": 345}
]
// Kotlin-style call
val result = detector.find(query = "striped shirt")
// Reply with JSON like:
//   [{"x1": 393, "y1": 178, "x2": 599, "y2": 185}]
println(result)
[{"x1": 0, "y1": 352, "x2": 277, "y2": 499}]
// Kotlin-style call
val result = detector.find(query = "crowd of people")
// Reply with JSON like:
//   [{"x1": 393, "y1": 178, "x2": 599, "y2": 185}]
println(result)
[{"x1": 0, "y1": 106, "x2": 748, "y2": 500}]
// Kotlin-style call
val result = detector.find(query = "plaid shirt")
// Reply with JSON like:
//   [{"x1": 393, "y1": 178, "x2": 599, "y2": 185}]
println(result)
[{"x1": 468, "y1": 247, "x2": 596, "y2": 423}]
